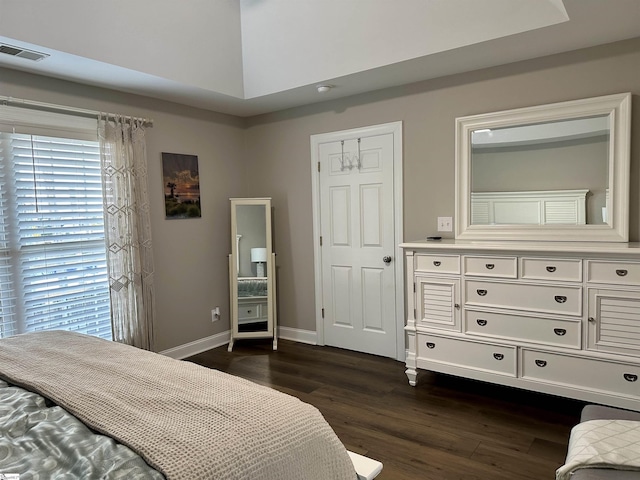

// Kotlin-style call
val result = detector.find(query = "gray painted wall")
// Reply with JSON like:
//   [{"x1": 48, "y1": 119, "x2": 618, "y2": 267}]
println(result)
[
  {"x1": 244, "y1": 38, "x2": 640, "y2": 333},
  {"x1": 1, "y1": 37, "x2": 639, "y2": 350},
  {"x1": 0, "y1": 68, "x2": 246, "y2": 352}
]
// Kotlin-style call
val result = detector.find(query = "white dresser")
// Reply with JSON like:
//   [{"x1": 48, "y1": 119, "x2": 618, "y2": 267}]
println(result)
[{"x1": 401, "y1": 240, "x2": 640, "y2": 410}]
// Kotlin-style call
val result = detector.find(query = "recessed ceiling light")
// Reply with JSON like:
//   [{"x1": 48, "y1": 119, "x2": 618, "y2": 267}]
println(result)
[{"x1": 316, "y1": 84, "x2": 333, "y2": 93}]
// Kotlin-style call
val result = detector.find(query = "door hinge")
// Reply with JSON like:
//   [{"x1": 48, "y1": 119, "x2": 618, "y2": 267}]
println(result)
[
  {"x1": 320, "y1": 236, "x2": 323, "y2": 246},
  {"x1": 321, "y1": 308, "x2": 325, "y2": 318},
  {"x1": 318, "y1": 161, "x2": 320, "y2": 172},
  {"x1": 413, "y1": 282, "x2": 416, "y2": 293},
  {"x1": 414, "y1": 308, "x2": 417, "y2": 318}
]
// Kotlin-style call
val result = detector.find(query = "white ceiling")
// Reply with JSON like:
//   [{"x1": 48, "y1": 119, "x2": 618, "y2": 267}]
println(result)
[{"x1": 0, "y1": 0, "x2": 639, "y2": 117}]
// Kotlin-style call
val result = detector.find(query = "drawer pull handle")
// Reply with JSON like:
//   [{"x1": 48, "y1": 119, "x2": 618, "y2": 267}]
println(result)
[
  {"x1": 588, "y1": 317, "x2": 596, "y2": 323},
  {"x1": 554, "y1": 295, "x2": 567, "y2": 304},
  {"x1": 477, "y1": 289, "x2": 487, "y2": 296},
  {"x1": 454, "y1": 303, "x2": 461, "y2": 310},
  {"x1": 546, "y1": 266, "x2": 556, "y2": 273},
  {"x1": 485, "y1": 263, "x2": 495, "y2": 270},
  {"x1": 476, "y1": 319, "x2": 488, "y2": 327},
  {"x1": 433, "y1": 261, "x2": 441, "y2": 267},
  {"x1": 426, "y1": 342, "x2": 436, "y2": 349},
  {"x1": 493, "y1": 353, "x2": 504, "y2": 361},
  {"x1": 624, "y1": 374, "x2": 638, "y2": 382},
  {"x1": 616, "y1": 269, "x2": 628, "y2": 277},
  {"x1": 535, "y1": 360, "x2": 547, "y2": 368},
  {"x1": 554, "y1": 328, "x2": 567, "y2": 336}
]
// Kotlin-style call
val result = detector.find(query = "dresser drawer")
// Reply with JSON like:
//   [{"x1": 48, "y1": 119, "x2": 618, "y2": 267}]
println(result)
[
  {"x1": 415, "y1": 254, "x2": 460, "y2": 274},
  {"x1": 464, "y1": 255, "x2": 517, "y2": 278},
  {"x1": 521, "y1": 349, "x2": 640, "y2": 398},
  {"x1": 587, "y1": 260, "x2": 640, "y2": 285},
  {"x1": 465, "y1": 280, "x2": 582, "y2": 316},
  {"x1": 465, "y1": 310, "x2": 581, "y2": 349},
  {"x1": 520, "y1": 258, "x2": 582, "y2": 282},
  {"x1": 238, "y1": 302, "x2": 262, "y2": 321},
  {"x1": 417, "y1": 333, "x2": 516, "y2": 376}
]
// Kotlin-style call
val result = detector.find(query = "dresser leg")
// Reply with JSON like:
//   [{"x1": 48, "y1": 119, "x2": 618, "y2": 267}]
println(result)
[{"x1": 405, "y1": 367, "x2": 417, "y2": 386}]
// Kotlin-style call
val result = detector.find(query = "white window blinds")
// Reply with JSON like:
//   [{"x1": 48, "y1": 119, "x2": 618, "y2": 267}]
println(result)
[{"x1": 0, "y1": 109, "x2": 112, "y2": 340}]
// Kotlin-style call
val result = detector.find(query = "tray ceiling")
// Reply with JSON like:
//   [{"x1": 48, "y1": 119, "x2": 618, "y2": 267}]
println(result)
[{"x1": 0, "y1": 0, "x2": 639, "y2": 116}]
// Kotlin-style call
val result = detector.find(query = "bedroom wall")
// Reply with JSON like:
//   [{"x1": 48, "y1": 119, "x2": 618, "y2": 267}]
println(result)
[
  {"x1": 0, "y1": 67, "x2": 246, "y2": 352},
  {"x1": 2, "y1": 37, "x2": 640, "y2": 352},
  {"x1": 244, "y1": 37, "x2": 640, "y2": 334}
]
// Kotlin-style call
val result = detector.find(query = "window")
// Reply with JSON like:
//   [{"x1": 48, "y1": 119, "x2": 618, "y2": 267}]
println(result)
[{"x1": 0, "y1": 107, "x2": 111, "y2": 340}]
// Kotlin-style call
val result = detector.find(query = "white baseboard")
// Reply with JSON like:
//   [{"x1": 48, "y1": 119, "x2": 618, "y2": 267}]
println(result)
[
  {"x1": 160, "y1": 327, "x2": 318, "y2": 359},
  {"x1": 159, "y1": 330, "x2": 231, "y2": 360},
  {"x1": 278, "y1": 326, "x2": 317, "y2": 345}
]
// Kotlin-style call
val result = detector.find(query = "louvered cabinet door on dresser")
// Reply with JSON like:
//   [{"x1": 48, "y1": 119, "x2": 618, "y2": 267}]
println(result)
[
  {"x1": 414, "y1": 253, "x2": 461, "y2": 331},
  {"x1": 401, "y1": 240, "x2": 640, "y2": 411},
  {"x1": 586, "y1": 258, "x2": 640, "y2": 362}
]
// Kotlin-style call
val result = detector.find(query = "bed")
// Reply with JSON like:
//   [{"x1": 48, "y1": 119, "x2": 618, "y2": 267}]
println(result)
[{"x1": 0, "y1": 330, "x2": 382, "y2": 479}]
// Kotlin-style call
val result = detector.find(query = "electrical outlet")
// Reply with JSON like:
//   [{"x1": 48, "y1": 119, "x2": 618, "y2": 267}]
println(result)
[
  {"x1": 437, "y1": 216, "x2": 453, "y2": 232},
  {"x1": 211, "y1": 307, "x2": 220, "y2": 322}
]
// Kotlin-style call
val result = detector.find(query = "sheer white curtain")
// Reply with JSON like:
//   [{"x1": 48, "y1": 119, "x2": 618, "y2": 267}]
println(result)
[{"x1": 98, "y1": 115, "x2": 155, "y2": 350}]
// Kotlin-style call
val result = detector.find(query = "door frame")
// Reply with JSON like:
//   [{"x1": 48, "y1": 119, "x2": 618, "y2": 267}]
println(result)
[{"x1": 310, "y1": 121, "x2": 404, "y2": 361}]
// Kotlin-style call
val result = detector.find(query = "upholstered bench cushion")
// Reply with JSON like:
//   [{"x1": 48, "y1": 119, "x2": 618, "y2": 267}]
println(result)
[{"x1": 570, "y1": 405, "x2": 640, "y2": 480}]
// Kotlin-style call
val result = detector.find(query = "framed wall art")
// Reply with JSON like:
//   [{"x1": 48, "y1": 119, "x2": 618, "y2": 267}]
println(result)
[{"x1": 162, "y1": 152, "x2": 201, "y2": 219}]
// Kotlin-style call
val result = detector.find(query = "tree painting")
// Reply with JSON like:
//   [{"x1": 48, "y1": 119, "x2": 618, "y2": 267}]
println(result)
[{"x1": 162, "y1": 152, "x2": 201, "y2": 219}]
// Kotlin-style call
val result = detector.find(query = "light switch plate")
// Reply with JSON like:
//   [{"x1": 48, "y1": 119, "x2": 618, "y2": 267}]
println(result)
[{"x1": 437, "y1": 217, "x2": 453, "y2": 232}]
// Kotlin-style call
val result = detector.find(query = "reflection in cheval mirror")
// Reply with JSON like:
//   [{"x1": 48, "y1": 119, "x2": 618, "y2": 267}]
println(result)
[
  {"x1": 228, "y1": 198, "x2": 277, "y2": 352},
  {"x1": 455, "y1": 93, "x2": 631, "y2": 242}
]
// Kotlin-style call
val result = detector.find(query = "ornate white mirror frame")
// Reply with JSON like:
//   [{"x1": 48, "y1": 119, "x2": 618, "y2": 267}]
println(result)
[{"x1": 455, "y1": 92, "x2": 631, "y2": 242}]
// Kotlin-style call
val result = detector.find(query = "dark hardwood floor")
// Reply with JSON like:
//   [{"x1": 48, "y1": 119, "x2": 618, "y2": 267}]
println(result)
[{"x1": 187, "y1": 339, "x2": 584, "y2": 480}]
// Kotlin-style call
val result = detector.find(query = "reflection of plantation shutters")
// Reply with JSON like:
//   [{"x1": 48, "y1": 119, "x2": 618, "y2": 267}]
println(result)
[{"x1": 0, "y1": 106, "x2": 112, "y2": 340}]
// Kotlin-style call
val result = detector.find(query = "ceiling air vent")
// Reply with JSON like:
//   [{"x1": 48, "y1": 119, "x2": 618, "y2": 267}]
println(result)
[{"x1": 0, "y1": 44, "x2": 48, "y2": 61}]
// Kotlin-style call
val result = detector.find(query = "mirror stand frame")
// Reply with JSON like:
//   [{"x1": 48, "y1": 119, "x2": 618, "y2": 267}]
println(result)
[
  {"x1": 228, "y1": 197, "x2": 277, "y2": 352},
  {"x1": 455, "y1": 92, "x2": 631, "y2": 243}
]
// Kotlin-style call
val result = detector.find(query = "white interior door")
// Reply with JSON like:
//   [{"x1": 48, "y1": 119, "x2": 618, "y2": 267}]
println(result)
[{"x1": 316, "y1": 130, "x2": 398, "y2": 358}]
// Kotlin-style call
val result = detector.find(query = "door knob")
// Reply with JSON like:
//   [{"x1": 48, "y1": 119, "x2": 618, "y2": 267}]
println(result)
[{"x1": 383, "y1": 256, "x2": 392, "y2": 265}]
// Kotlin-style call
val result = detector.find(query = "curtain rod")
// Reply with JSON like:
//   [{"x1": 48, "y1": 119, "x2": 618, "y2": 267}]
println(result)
[{"x1": 0, "y1": 95, "x2": 154, "y2": 127}]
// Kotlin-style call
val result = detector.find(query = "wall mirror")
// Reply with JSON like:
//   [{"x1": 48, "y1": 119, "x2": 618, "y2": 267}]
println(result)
[
  {"x1": 455, "y1": 92, "x2": 631, "y2": 242},
  {"x1": 228, "y1": 198, "x2": 277, "y2": 351}
]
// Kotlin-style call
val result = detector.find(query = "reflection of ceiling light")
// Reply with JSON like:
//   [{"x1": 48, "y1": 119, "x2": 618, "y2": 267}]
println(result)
[
  {"x1": 316, "y1": 84, "x2": 333, "y2": 93},
  {"x1": 474, "y1": 129, "x2": 491, "y2": 133}
]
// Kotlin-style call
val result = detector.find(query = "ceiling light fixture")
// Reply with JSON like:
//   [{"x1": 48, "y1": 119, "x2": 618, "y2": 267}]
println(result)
[{"x1": 316, "y1": 84, "x2": 333, "y2": 93}]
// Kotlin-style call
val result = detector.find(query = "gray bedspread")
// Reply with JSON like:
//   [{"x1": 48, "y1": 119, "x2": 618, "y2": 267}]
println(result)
[
  {"x1": 0, "y1": 380, "x2": 163, "y2": 479},
  {"x1": 0, "y1": 331, "x2": 356, "y2": 480}
]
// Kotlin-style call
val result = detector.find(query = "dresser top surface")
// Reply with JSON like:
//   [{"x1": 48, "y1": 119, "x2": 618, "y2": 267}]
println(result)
[{"x1": 400, "y1": 239, "x2": 640, "y2": 256}]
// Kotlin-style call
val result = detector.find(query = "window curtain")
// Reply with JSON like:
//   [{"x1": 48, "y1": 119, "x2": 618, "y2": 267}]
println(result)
[{"x1": 98, "y1": 115, "x2": 155, "y2": 350}]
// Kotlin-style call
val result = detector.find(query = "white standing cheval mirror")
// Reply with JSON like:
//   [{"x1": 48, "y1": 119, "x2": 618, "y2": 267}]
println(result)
[
  {"x1": 228, "y1": 198, "x2": 277, "y2": 351},
  {"x1": 455, "y1": 93, "x2": 631, "y2": 242}
]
